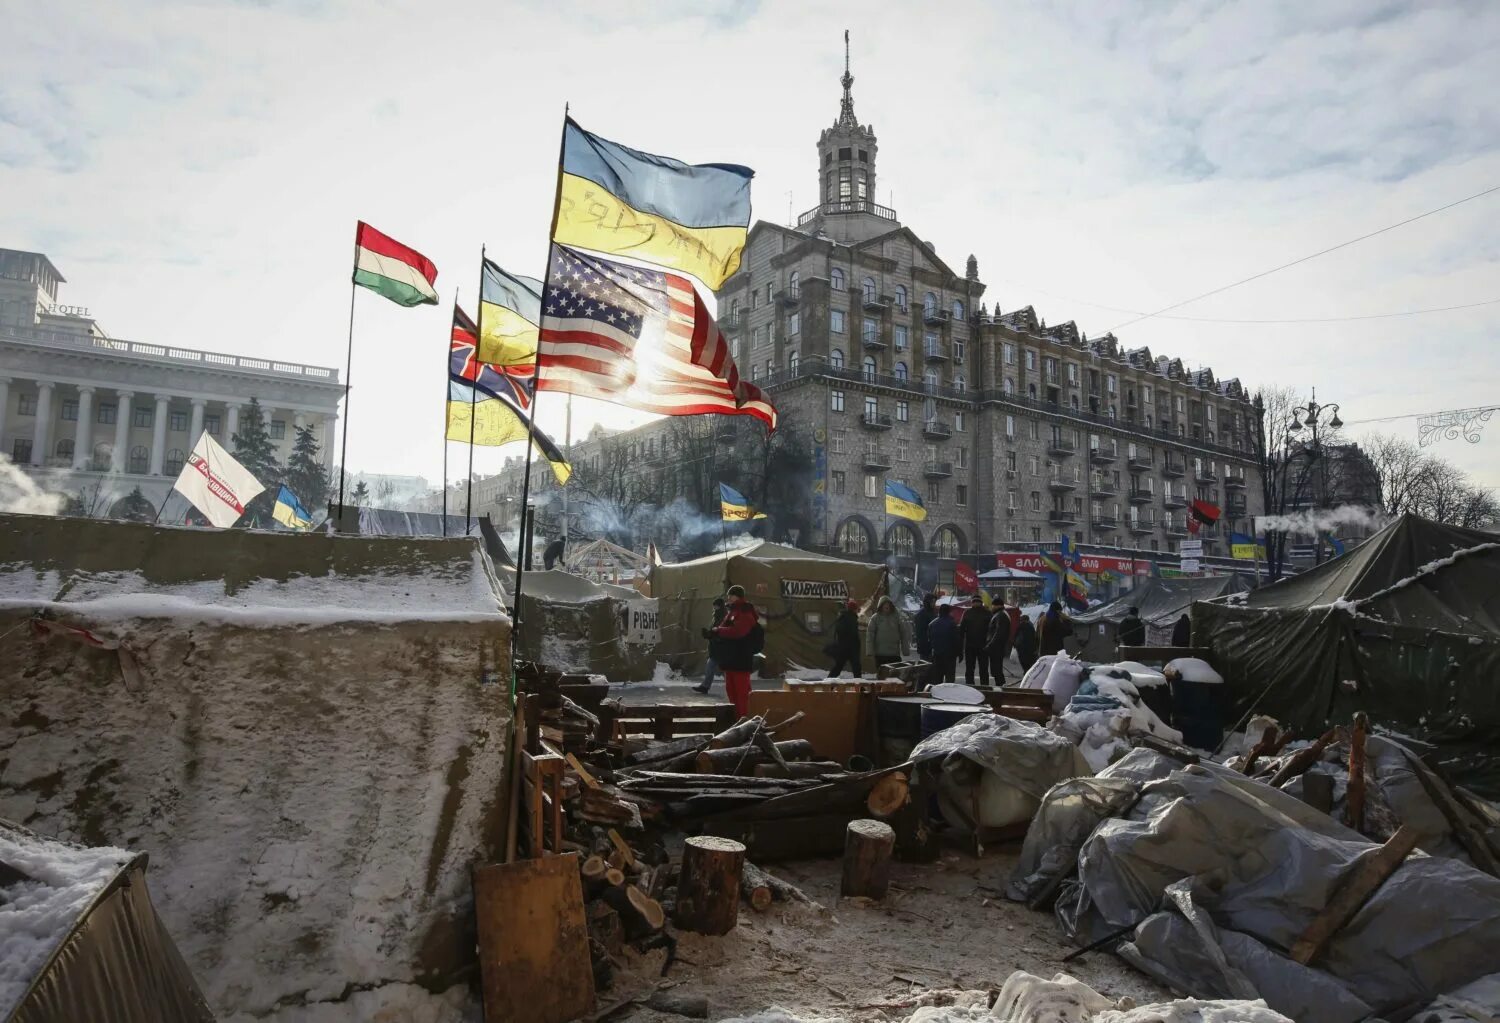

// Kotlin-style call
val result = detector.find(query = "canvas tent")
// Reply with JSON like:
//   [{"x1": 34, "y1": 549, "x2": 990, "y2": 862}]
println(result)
[
  {"x1": 1195, "y1": 514, "x2": 1500, "y2": 788},
  {"x1": 503, "y1": 567, "x2": 657, "y2": 680},
  {"x1": 1070, "y1": 574, "x2": 1254, "y2": 661},
  {"x1": 653, "y1": 541, "x2": 886, "y2": 674}
]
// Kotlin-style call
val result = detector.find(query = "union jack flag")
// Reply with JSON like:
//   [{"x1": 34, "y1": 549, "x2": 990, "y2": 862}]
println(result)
[{"x1": 450, "y1": 306, "x2": 533, "y2": 409}]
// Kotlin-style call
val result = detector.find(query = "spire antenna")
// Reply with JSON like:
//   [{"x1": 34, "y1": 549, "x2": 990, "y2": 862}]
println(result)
[{"x1": 838, "y1": 30, "x2": 856, "y2": 126}]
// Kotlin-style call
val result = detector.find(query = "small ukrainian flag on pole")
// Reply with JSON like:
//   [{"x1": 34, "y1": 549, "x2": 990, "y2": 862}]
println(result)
[
  {"x1": 719, "y1": 482, "x2": 766, "y2": 521},
  {"x1": 884, "y1": 479, "x2": 927, "y2": 521},
  {"x1": 272, "y1": 485, "x2": 314, "y2": 531}
]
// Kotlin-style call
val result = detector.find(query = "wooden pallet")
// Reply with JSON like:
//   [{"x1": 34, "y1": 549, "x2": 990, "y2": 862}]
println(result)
[
  {"x1": 598, "y1": 702, "x2": 737, "y2": 742},
  {"x1": 976, "y1": 686, "x2": 1053, "y2": 723},
  {"x1": 784, "y1": 679, "x2": 907, "y2": 695}
]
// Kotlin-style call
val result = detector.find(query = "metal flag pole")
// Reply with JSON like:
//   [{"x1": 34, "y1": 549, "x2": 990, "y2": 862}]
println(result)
[
  {"x1": 466, "y1": 251, "x2": 486, "y2": 536},
  {"x1": 442, "y1": 288, "x2": 457, "y2": 537},
  {"x1": 336, "y1": 225, "x2": 359, "y2": 520}
]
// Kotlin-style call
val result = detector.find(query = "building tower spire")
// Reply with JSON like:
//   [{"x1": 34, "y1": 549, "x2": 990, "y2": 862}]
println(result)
[{"x1": 839, "y1": 30, "x2": 857, "y2": 127}]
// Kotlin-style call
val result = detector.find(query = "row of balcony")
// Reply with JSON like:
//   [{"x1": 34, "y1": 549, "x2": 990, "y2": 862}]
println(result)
[
  {"x1": 1044, "y1": 509, "x2": 1206, "y2": 537},
  {"x1": 861, "y1": 412, "x2": 954, "y2": 438},
  {"x1": 857, "y1": 451, "x2": 955, "y2": 478}
]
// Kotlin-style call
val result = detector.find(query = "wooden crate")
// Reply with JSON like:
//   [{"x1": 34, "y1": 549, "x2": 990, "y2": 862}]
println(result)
[
  {"x1": 597, "y1": 702, "x2": 737, "y2": 742},
  {"x1": 784, "y1": 679, "x2": 907, "y2": 695},
  {"x1": 975, "y1": 686, "x2": 1053, "y2": 723}
]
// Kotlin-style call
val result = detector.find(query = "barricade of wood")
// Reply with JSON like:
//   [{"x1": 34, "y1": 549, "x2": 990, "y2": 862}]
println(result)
[
  {"x1": 597, "y1": 702, "x2": 737, "y2": 742},
  {"x1": 784, "y1": 679, "x2": 907, "y2": 695}
]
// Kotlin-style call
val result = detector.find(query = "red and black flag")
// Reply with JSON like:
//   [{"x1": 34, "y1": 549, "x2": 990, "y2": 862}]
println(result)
[{"x1": 1187, "y1": 499, "x2": 1221, "y2": 535}]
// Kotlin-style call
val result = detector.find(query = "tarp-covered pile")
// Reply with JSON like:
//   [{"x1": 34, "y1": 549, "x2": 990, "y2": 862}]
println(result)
[{"x1": 1070, "y1": 575, "x2": 1253, "y2": 660}]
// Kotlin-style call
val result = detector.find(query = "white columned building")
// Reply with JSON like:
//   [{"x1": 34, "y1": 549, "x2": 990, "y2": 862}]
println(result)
[{"x1": 1, "y1": 247, "x2": 345, "y2": 517}]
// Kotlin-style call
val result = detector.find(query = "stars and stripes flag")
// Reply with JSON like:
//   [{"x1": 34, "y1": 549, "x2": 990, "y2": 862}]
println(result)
[{"x1": 535, "y1": 244, "x2": 777, "y2": 429}]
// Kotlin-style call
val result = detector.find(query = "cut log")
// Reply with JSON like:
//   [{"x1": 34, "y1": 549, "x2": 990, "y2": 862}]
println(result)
[
  {"x1": 696, "y1": 739, "x2": 816, "y2": 774},
  {"x1": 1346, "y1": 712, "x2": 1368, "y2": 832},
  {"x1": 604, "y1": 867, "x2": 625, "y2": 888},
  {"x1": 866, "y1": 771, "x2": 909, "y2": 817},
  {"x1": 740, "y1": 872, "x2": 773, "y2": 911},
  {"x1": 753, "y1": 761, "x2": 846, "y2": 779},
  {"x1": 601, "y1": 883, "x2": 665, "y2": 940},
  {"x1": 706, "y1": 717, "x2": 769, "y2": 750},
  {"x1": 586, "y1": 900, "x2": 623, "y2": 957},
  {"x1": 751, "y1": 727, "x2": 793, "y2": 776},
  {"x1": 674, "y1": 835, "x2": 746, "y2": 936},
  {"x1": 625, "y1": 734, "x2": 710, "y2": 766},
  {"x1": 1290, "y1": 824, "x2": 1420, "y2": 965},
  {"x1": 646, "y1": 991, "x2": 709, "y2": 1018},
  {"x1": 580, "y1": 855, "x2": 608, "y2": 893},
  {"x1": 742, "y1": 861, "x2": 814, "y2": 906},
  {"x1": 1268, "y1": 727, "x2": 1340, "y2": 788},
  {"x1": 841, "y1": 818, "x2": 896, "y2": 899}
]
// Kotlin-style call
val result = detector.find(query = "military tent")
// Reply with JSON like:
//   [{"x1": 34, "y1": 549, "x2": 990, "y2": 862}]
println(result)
[
  {"x1": 1195, "y1": 513, "x2": 1500, "y2": 789},
  {"x1": 652, "y1": 541, "x2": 886, "y2": 675},
  {"x1": 1070, "y1": 574, "x2": 1254, "y2": 661},
  {"x1": 504, "y1": 568, "x2": 657, "y2": 680}
]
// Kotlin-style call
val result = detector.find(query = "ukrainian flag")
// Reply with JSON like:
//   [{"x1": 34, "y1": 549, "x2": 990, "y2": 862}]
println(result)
[
  {"x1": 884, "y1": 480, "x2": 927, "y2": 522},
  {"x1": 479, "y1": 260, "x2": 543, "y2": 368},
  {"x1": 719, "y1": 482, "x2": 765, "y2": 521},
  {"x1": 554, "y1": 119, "x2": 753, "y2": 290},
  {"x1": 1229, "y1": 532, "x2": 1266, "y2": 559},
  {"x1": 272, "y1": 485, "x2": 314, "y2": 531}
]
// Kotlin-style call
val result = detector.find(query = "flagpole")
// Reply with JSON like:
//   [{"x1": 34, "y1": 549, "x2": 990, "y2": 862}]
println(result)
[
  {"x1": 336, "y1": 226, "x2": 359, "y2": 520},
  {"x1": 510, "y1": 103, "x2": 570, "y2": 676},
  {"x1": 442, "y1": 288, "x2": 457, "y2": 537}
]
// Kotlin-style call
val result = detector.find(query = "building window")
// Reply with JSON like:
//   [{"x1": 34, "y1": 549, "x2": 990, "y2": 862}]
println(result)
[
  {"x1": 927, "y1": 481, "x2": 940, "y2": 504},
  {"x1": 830, "y1": 429, "x2": 846, "y2": 454},
  {"x1": 863, "y1": 474, "x2": 879, "y2": 499},
  {"x1": 830, "y1": 347, "x2": 844, "y2": 369},
  {"x1": 862, "y1": 277, "x2": 877, "y2": 303},
  {"x1": 1030, "y1": 491, "x2": 1041, "y2": 512},
  {"x1": 830, "y1": 390, "x2": 845, "y2": 413},
  {"x1": 923, "y1": 292, "x2": 937, "y2": 316},
  {"x1": 934, "y1": 526, "x2": 961, "y2": 558},
  {"x1": 894, "y1": 325, "x2": 908, "y2": 350},
  {"x1": 831, "y1": 309, "x2": 846, "y2": 333},
  {"x1": 889, "y1": 525, "x2": 915, "y2": 557},
  {"x1": 895, "y1": 400, "x2": 909, "y2": 422},
  {"x1": 788, "y1": 270, "x2": 800, "y2": 298},
  {"x1": 1144, "y1": 385, "x2": 1154, "y2": 404},
  {"x1": 955, "y1": 447, "x2": 968, "y2": 469},
  {"x1": 831, "y1": 470, "x2": 846, "y2": 495},
  {"x1": 953, "y1": 375, "x2": 965, "y2": 393},
  {"x1": 1004, "y1": 343, "x2": 1016, "y2": 365},
  {"x1": 169, "y1": 411, "x2": 188, "y2": 431},
  {"x1": 12, "y1": 439, "x2": 32, "y2": 463},
  {"x1": 831, "y1": 268, "x2": 845, "y2": 291},
  {"x1": 788, "y1": 312, "x2": 800, "y2": 335},
  {"x1": 862, "y1": 318, "x2": 878, "y2": 344},
  {"x1": 18, "y1": 394, "x2": 37, "y2": 416},
  {"x1": 956, "y1": 484, "x2": 969, "y2": 507},
  {"x1": 864, "y1": 395, "x2": 878, "y2": 417},
  {"x1": 55, "y1": 438, "x2": 74, "y2": 460},
  {"x1": 97, "y1": 403, "x2": 117, "y2": 425},
  {"x1": 953, "y1": 339, "x2": 965, "y2": 363},
  {"x1": 270, "y1": 419, "x2": 286, "y2": 440},
  {"x1": 1003, "y1": 377, "x2": 1015, "y2": 395},
  {"x1": 164, "y1": 448, "x2": 186, "y2": 474},
  {"x1": 1006, "y1": 415, "x2": 1015, "y2": 438},
  {"x1": 765, "y1": 282, "x2": 775, "y2": 305},
  {"x1": 1066, "y1": 363, "x2": 1078, "y2": 384},
  {"x1": 954, "y1": 411, "x2": 965, "y2": 432},
  {"x1": 1025, "y1": 350, "x2": 1036, "y2": 371},
  {"x1": 128, "y1": 445, "x2": 148, "y2": 474},
  {"x1": 133, "y1": 406, "x2": 152, "y2": 427},
  {"x1": 789, "y1": 351, "x2": 800, "y2": 373},
  {"x1": 861, "y1": 355, "x2": 876, "y2": 381},
  {"x1": 750, "y1": 364, "x2": 760, "y2": 381},
  {"x1": 896, "y1": 437, "x2": 909, "y2": 461},
  {"x1": 61, "y1": 400, "x2": 78, "y2": 422},
  {"x1": 839, "y1": 518, "x2": 871, "y2": 555},
  {"x1": 894, "y1": 285, "x2": 907, "y2": 310},
  {"x1": 1029, "y1": 455, "x2": 1040, "y2": 475},
  {"x1": 924, "y1": 370, "x2": 939, "y2": 392},
  {"x1": 952, "y1": 300, "x2": 964, "y2": 319},
  {"x1": 1107, "y1": 374, "x2": 1117, "y2": 395},
  {"x1": 205, "y1": 414, "x2": 221, "y2": 436},
  {"x1": 895, "y1": 361, "x2": 908, "y2": 382}
]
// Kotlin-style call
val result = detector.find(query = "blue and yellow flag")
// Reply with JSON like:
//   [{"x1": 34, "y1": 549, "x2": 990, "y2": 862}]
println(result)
[
  {"x1": 884, "y1": 479, "x2": 927, "y2": 521},
  {"x1": 479, "y1": 260, "x2": 543, "y2": 368},
  {"x1": 553, "y1": 119, "x2": 753, "y2": 290},
  {"x1": 272, "y1": 485, "x2": 314, "y2": 531},
  {"x1": 719, "y1": 482, "x2": 766, "y2": 521},
  {"x1": 1229, "y1": 532, "x2": 1266, "y2": 559}
]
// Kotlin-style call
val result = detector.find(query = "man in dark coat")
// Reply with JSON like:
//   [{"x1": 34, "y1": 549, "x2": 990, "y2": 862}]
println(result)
[
  {"x1": 1014, "y1": 614, "x2": 1039, "y2": 673},
  {"x1": 694, "y1": 597, "x2": 728, "y2": 694},
  {"x1": 986, "y1": 603, "x2": 1013, "y2": 682},
  {"x1": 711, "y1": 585, "x2": 760, "y2": 717},
  {"x1": 958, "y1": 595, "x2": 992, "y2": 686},
  {"x1": 829, "y1": 599, "x2": 863, "y2": 678},
  {"x1": 1117, "y1": 606, "x2": 1146, "y2": 649},
  {"x1": 926, "y1": 604, "x2": 960, "y2": 685},
  {"x1": 914, "y1": 594, "x2": 937, "y2": 662},
  {"x1": 1172, "y1": 613, "x2": 1192, "y2": 648},
  {"x1": 1038, "y1": 601, "x2": 1073, "y2": 656}
]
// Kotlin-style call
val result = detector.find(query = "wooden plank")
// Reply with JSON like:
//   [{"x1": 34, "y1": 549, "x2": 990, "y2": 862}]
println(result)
[
  {"x1": 473, "y1": 854, "x2": 595, "y2": 1023},
  {"x1": 1402, "y1": 751, "x2": 1500, "y2": 878},
  {"x1": 566, "y1": 752, "x2": 601, "y2": 789},
  {"x1": 608, "y1": 828, "x2": 636, "y2": 868},
  {"x1": 1289, "y1": 825, "x2": 1420, "y2": 966}
]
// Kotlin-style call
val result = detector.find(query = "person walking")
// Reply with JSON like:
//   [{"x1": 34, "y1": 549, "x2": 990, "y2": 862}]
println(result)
[
  {"x1": 866, "y1": 596, "x2": 907, "y2": 677},
  {"x1": 1014, "y1": 613, "x2": 1039, "y2": 674},
  {"x1": 710, "y1": 585, "x2": 761, "y2": 718},
  {"x1": 1116, "y1": 605, "x2": 1145, "y2": 650},
  {"x1": 1171, "y1": 612, "x2": 1192, "y2": 648},
  {"x1": 959, "y1": 595, "x2": 993, "y2": 686},
  {"x1": 986, "y1": 601, "x2": 1013, "y2": 682},
  {"x1": 828, "y1": 599, "x2": 863, "y2": 678},
  {"x1": 914, "y1": 593, "x2": 937, "y2": 663},
  {"x1": 1038, "y1": 601, "x2": 1072, "y2": 656},
  {"x1": 693, "y1": 596, "x2": 728, "y2": 694},
  {"x1": 926, "y1": 603, "x2": 960, "y2": 685}
]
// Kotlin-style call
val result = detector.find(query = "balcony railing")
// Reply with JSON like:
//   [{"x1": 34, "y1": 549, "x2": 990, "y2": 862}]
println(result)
[
  {"x1": 1, "y1": 324, "x2": 340, "y2": 383},
  {"x1": 1091, "y1": 515, "x2": 1119, "y2": 530},
  {"x1": 1047, "y1": 436, "x2": 1077, "y2": 457},
  {"x1": 1089, "y1": 446, "x2": 1117, "y2": 464},
  {"x1": 923, "y1": 461, "x2": 954, "y2": 478},
  {"x1": 862, "y1": 294, "x2": 888, "y2": 312},
  {"x1": 1048, "y1": 509, "x2": 1078, "y2": 526},
  {"x1": 861, "y1": 331, "x2": 887, "y2": 350},
  {"x1": 1195, "y1": 467, "x2": 1219, "y2": 484},
  {"x1": 922, "y1": 419, "x2": 952, "y2": 439},
  {"x1": 1091, "y1": 480, "x2": 1119, "y2": 496},
  {"x1": 1047, "y1": 476, "x2": 1077, "y2": 492},
  {"x1": 1128, "y1": 488, "x2": 1154, "y2": 504},
  {"x1": 1129, "y1": 520, "x2": 1154, "y2": 534},
  {"x1": 796, "y1": 198, "x2": 899, "y2": 226},
  {"x1": 779, "y1": 290, "x2": 800, "y2": 307},
  {"x1": 923, "y1": 342, "x2": 948, "y2": 362},
  {"x1": 1127, "y1": 455, "x2": 1153, "y2": 471},
  {"x1": 1225, "y1": 474, "x2": 1248, "y2": 489},
  {"x1": 860, "y1": 411, "x2": 894, "y2": 430},
  {"x1": 922, "y1": 307, "x2": 949, "y2": 326},
  {"x1": 862, "y1": 449, "x2": 893, "y2": 470},
  {"x1": 1166, "y1": 521, "x2": 1190, "y2": 537},
  {"x1": 1162, "y1": 459, "x2": 1186, "y2": 477},
  {"x1": 1163, "y1": 493, "x2": 1188, "y2": 509}
]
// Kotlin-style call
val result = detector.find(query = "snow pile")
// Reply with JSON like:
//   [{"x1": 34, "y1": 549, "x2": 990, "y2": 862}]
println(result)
[
  {"x1": 1055, "y1": 672, "x2": 1183, "y2": 772},
  {"x1": 0, "y1": 824, "x2": 132, "y2": 1019},
  {"x1": 1164, "y1": 657, "x2": 1223, "y2": 684}
]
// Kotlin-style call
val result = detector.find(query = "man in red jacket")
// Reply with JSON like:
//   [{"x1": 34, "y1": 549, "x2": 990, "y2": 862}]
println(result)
[{"x1": 710, "y1": 584, "x2": 760, "y2": 717}]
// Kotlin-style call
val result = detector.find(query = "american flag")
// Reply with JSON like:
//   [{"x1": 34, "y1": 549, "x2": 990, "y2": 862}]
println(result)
[
  {"x1": 536, "y1": 245, "x2": 776, "y2": 429},
  {"x1": 451, "y1": 305, "x2": 533, "y2": 409}
]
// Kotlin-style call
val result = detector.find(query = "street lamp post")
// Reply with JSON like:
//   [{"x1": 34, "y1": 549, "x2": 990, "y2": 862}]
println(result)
[{"x1": 1287, "y1": 387, "x2": 1344, "y2": 565}]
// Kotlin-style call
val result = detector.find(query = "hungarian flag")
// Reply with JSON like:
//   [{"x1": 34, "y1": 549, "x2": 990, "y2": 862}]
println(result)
[
  {"x1": 172, "y1": 433, "x2": 265, "y2": 528},
  {"x1": 352, "y1": 221, "x2": 438, "y2": 307}
]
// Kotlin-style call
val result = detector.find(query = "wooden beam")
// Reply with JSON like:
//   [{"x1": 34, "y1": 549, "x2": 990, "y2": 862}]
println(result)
[
  {"x1": 566, "y1": 752, "x2": 601, "y2": 789},
  {"x1": 1289, "y1": 825, "x2": 1419, "y2": 966}
]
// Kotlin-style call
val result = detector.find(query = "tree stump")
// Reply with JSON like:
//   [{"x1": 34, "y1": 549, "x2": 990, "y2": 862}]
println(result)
[
  {"x1": 842, "y1": 819, "x2": 895, "y2": 899},
  {"x1": 674, "y1": 835, "x2": 746, "y2": 935}
]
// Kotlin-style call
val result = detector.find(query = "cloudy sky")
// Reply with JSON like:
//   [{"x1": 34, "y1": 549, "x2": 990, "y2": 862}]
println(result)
[{"x1": 3, "y1": 0, "x2": 1497, "y2": 492}]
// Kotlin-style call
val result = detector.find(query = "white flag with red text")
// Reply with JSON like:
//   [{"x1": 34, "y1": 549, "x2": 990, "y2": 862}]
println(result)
[{"x1": 172, "y1": 433, "x2": 265, "y2": 528}]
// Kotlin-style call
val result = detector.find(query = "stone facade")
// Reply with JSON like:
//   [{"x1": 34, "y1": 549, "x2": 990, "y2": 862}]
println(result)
[{"x1": 1, "y1": 248, "x2": 343, "y2": 513}]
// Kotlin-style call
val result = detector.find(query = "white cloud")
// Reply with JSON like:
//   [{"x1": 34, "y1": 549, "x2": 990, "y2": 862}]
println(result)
[{"x1": 2, "y1": 0, "x2": 1497, "y2": 491}]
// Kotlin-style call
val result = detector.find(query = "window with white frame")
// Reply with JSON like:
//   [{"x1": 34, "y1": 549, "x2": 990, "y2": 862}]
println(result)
[
  {"x1": 895, "y1": 361, "x2": 908, "y2": 382},
  {"x1": 830, "y1": 429, "x2": 846, "y2": 454},
  {"x1": 862, "y1": 318, "x2": 878, "y2": 344},
  {"x1": 953, "y1": 339, "x2": 965, "y2": 362},
  {"x1": 789, "y1": 270, "x2": 800, "y2": 297},
  {"x1": 862, "y1": 277, "x2": 876, "y2": 303},
  {"x1": 1006, "y1": 415, "x2": 1015, "y2": 438},
  {"x1": 830, "y1": 347, "x2": 844, "y2": 369},
  {"x1": 830, "y1": 389, "x2": 845, "y2": 412},
  {"x1": 831, "y1": 309, "x2": 846, "y2": 333},
  {"x1": 923, "y1": 292, "x2": 937, "y2": 315},
  {"x1": 1025, "y1": 349, "x2": 1036, "y2": 371},
  {"x1": 864, "y1": 395, "x2": 878, "y2": 417},
  {"x1": 1003, "y1": 377, "x2": 1014, "y2": 394},
  {"x1": 894, "y1": 285, "x2": 907, "y2": 310},
  {"x1": 831, "y1": 267, "x2": 845, "y2": 290},
  {"x1": 952, "y1": 299, "x2": 964, "y2": 319},
  {"x1": 862, "y1": 355, "x2": 876, "y2": 381},
  {"x1": 894, "y1": 324, "x2": 908, "y2": 350},
  {"x1": 863, "y1": 474, "x2": 878, "y2": 499},
  {"x1": 954, "y1": 411, "x2": 965, "y2": 432},
  {"x1": 895, "y1": 400, "x2": 909, "y2": 422},
  {"x1": 788, "y1": 312, "x2": 800, "y2": 335}
]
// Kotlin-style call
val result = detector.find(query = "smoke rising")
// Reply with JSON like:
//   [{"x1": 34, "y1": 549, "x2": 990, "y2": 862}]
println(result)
[
  {"x1": 1256, "y1": 505, "x2": 1387, "y2": 535},
  {"x1": 0, "y1": 455, "x2": 66, "y2": 515}
]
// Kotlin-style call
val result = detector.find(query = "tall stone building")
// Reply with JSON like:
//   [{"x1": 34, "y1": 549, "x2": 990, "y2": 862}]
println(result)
[{"x1": 476, "y1": 47, "x2": 1262, "y2": 588}]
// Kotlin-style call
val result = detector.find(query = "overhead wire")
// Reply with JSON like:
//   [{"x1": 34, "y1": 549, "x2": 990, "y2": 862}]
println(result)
[{"x1": 997, "y1": 290, "x2": 1500, "y2": 325}]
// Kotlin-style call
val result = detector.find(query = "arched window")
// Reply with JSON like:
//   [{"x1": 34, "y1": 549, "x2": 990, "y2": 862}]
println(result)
[
  {"x1": 128, "y1": 445, "x2": 149, "y2": 474},
  {"x1": 788, "y1": 351, "x2": 800, "y2": 373},
  {"x1": 1028, "y1": 382, "x2": 1038, "y2": 399},
  {"x1": 830, "y1": 268, "x2": 845, "y2": 291},
  {"x1": 730, "y1": 298, "x2": 740, "y2": 319},
  {"x1": 55, "y1": 438, "x2": 74, "y2": 460},
  {"x1": 887, "y1": 524, "x2": 916, "y2": 557},
  {"x1": 894, "y1": 361, "x2": 908, "y2": 382},
  {"x1": 789, "y1": 270, "x2": 800, "y2": 298},
  {"x1": 924, "y1": 292, "x2": 937, "y2": 315},
  {"x1": 830, "y1": 347, "x2": 845, "y2": 370},
  {"x1": 934, "y1": 526, "x2": 962, "y2": 559},
  {"x1": 165, "y1": 448, "x2": 185, "y2": 475},
  {"x1": 837, "y1": 519, "x2": 871, "y2": 557},
  {"x1": 952, "y1": 299, "x2": 965, "y2": 319},
  {"x1": 862, "y1": 277, "x2": 876, "y2": 303},
  {"x1": 924, "y1": 369, "x2": 939, "y2": 391},
  {"x1": 894, "y1": 285, "x2": 907, "y2": 310},
  {"x1": 862, "y1": 355, "x2": 876, "y2": 381},
  {"x1": 1003, "y1": 377, "x2": 1014, "y2": 394},
  {"x1": 954, "y1": 374, "x2": 966, "y2": 392}
]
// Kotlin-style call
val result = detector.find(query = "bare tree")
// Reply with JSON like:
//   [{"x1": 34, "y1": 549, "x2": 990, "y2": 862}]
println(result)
[
  {"x1": 1253, "y1": 386, "x2": 1321, "y2": 580},
  {"x1": 1364, "y1": 433, "x2": 1439, "y2": 517},
  {"x1": 1452, "y1": 485, "x2": 1500, "y2": 530}
]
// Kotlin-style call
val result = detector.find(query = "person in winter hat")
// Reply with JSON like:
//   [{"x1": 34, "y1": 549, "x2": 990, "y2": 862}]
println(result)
[
  {"x1": 925, "y1": 603, "x2": 960, "y2": 685},
  {"x1": 828, "y1": 598, "x2": 863, "y2": 678},
  {"x1": 866, "y1": 596, "x2": 908, "y2": 677},
  {"x1": 1117, "y1": 605, "x2": 1146, "y2": 649},
  {"x1": 959, "y1": 594, "x2": 993, "y2": 686},
  {"x1": 1038, "y1": 600, "x2": 1073, "y2": 656},
  {"x1": 694, "y1": 596, "x2": 728, "y2": 694},
  {"x1": 712, "y1": 585, "x2": 761, "y2": 717}
]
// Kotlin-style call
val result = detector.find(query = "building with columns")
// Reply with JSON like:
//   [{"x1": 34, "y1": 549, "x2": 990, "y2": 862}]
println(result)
[{"x1": 1, "y1": 248, "x2": 343, "y2": 516}]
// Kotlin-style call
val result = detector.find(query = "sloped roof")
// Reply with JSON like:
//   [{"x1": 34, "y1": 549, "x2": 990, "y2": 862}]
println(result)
[
  {"x1": 1074, "y1": 574, "x2": 1254, "y2": 627},
  {"x1": 664, "y1": 539, "x2": 861, "y2": 569}
]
